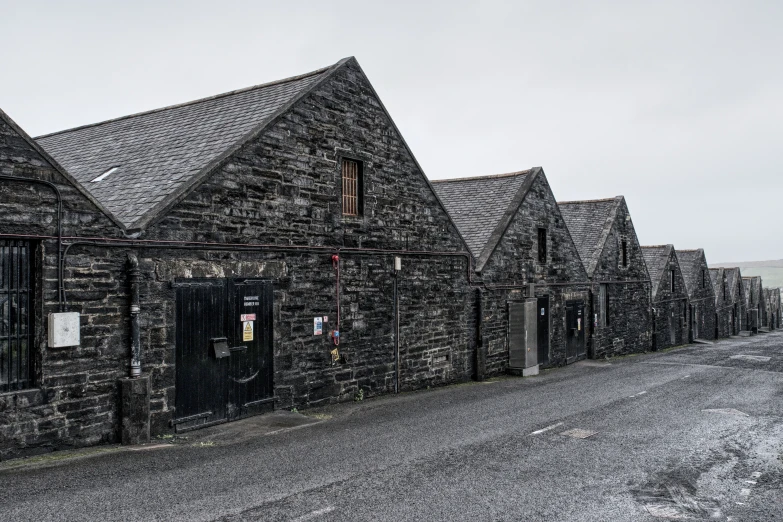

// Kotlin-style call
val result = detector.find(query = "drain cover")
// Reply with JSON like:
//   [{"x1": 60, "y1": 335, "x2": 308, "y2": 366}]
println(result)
[
  {"x1": 729, "y1": 354, "x2": 771, "y2": 362},
  {"x1": 702, "y1": 408, "x2": 749, "y2": 417},
  {"x1": 560, "y1": 428, "x2": 597, "y2": 439}
]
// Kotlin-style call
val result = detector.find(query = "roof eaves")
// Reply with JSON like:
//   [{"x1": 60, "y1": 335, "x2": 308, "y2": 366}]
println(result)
[
  {"x1": 474, "y1": 167, "x2": 541, "y2": 272},
  {"x1": 124, "y1": 57, "x2": 353, "y2": 232},
  {"x1": 0, "y1": 107, "x2": 126, "y2": 232}
]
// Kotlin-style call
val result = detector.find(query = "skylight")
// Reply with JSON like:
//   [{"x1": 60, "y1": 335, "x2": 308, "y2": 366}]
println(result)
[{"x1": 92, "y1": 166, "x2": 119, "y2": 182}]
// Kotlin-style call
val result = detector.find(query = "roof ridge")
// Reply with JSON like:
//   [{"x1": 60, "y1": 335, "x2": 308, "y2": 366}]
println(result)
[
  {"x1": 430, "y1": 169, "x2": 535, "y2": 184},
  {"x1": 641, "y1": 244, "x2": 673, "y2": 249},
  {"x1": 36, "y1": 62, "x2": 338, "y2": 140},
  {"x1": 558, "y1": 196, "x2": 622, "y2": 205}
]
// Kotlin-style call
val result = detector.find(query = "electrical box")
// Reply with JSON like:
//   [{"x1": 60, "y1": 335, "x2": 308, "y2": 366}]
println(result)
[{"x1": 48, "y1": 312, "x2": 81, "y2": 348}]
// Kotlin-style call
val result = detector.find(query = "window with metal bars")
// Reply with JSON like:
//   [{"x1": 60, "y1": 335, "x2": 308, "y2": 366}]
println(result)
[
  {"x1": 1, "y1": 240, "x2": 33, "y2": 392},
  {"x1": 341, "y1": 158, "x2": 363, "y2": 217}
]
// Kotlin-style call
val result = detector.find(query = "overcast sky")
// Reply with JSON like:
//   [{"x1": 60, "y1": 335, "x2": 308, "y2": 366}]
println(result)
[{"x1": 2, "y1": 1, "x2": 781, "y2": 262}]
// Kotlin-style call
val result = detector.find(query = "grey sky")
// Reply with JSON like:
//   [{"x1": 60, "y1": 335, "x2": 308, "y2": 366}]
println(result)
[{"x1": 2, "y1": 0, "x2": 781, "y2": 262}]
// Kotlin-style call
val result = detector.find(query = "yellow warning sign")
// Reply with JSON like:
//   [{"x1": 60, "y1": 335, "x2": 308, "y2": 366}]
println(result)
[{"x1": 242, "y1": 321, "x2": 254, "y2": 341}]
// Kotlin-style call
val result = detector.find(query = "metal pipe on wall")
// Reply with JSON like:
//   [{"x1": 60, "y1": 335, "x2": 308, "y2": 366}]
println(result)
[{"x1": 127, "y1": 253, "x2": 141, "y2": 378}]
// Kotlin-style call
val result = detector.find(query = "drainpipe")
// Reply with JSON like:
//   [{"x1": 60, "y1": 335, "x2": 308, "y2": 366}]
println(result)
[
  {"x1": 127, "y1": 253, "x2": 141, "y2": 378},
  {"x1": 393, "y1": 256, "x2": 401, "y2": 393},
  {"x1": 475, "y1": 287, "x2": 484, "y2": 381}
]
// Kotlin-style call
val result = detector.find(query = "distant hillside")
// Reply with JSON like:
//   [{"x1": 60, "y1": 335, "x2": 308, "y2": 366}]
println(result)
[{"x1": 710, "y1": 260, "x2": 783, "y2": 288}]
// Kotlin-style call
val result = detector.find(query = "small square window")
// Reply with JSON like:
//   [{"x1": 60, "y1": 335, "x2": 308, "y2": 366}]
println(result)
[{"x1": 341, "y1": 158, "x2": 363, "y2": 216}]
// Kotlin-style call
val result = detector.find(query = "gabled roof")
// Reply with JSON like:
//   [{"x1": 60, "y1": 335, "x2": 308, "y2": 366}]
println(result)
[
  {"x1": 726, "y1": 267, "x2": 742, "y2": 302},
  {"x1": 709, "y1": 267, "x2": 721, "y2": 295},
  {"x1": 641, "y1": 245, "x2": 674, "y2": 298},
  {"x1": 36, "y1": 59, "x2": 349, "y2": 231},
  {"x1": 0, "y1": 108, "x2": 122, "y2": 229},
  {"x1": 431, "y1": 168, "x2": 540, "y2": 269},
  {"x1": 676, "y1": 249, "x2": 711, "y2": 296},
  {"x1": 557, "y1": 197, "x2": 623, "y2": 276}
]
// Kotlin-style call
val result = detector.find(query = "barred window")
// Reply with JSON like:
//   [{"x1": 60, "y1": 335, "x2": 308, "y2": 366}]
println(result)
[
  {"x1": 341, "y1": 159, "x2": 363, "y2": 216},
  {"x1": 1, "y1": 240, "x2": 33, "y2": 392}
]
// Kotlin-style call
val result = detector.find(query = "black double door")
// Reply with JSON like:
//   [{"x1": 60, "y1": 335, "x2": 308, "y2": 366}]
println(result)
[
  {"x1": 565, "y1": 300, "x2": 586, "y2": 363},
  {"x1": 174, "y1": 278, "x2": 273, "y2": 431}
]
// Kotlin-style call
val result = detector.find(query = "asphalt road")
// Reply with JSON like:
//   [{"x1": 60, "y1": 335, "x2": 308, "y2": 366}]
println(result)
[{"x1": 1, "y1": 332, "x2": 782, "y2": 521}]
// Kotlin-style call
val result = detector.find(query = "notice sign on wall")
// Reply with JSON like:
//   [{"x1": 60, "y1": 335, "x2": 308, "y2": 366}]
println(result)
[
  {"x1": 314, "y1": 317, "x2": 323, "y2": 335},
  {"x1": 243, "y1": 321, "x2": 254, "y2": 341}
]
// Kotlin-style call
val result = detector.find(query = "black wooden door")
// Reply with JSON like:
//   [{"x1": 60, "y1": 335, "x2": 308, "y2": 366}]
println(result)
[
  {"x1": 175, "y1": 278, "x2": 273, "y2": 431},
  {"x1": 226, "y1": 279, "x2": 274, "y2": 420},
  {"x1": 537, "y1": 296, "x2": 549, "y2": 366},
  {"x1": 175, "y1": 279, "x2": 228, "y2": 429},
  {"x1": 565, "y1": 301, "x2": 585, "y2": 362}
]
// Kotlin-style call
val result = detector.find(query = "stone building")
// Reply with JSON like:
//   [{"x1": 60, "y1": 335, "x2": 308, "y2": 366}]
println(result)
[
  {"x1": 767, "y1": 288, "x2": 781, "y2": 329},
  {"x1": 709, "y1": 267, "x2": 746, "y2": 337},
  {"x1": 642, "y1": 246, "x2": 689, "y2": 350},
  {"x1": 742, "y1": 276, "x2": 764, "y2": 333},
  {"x1": 558, "y1": 197, "x2": 653, "y2": 358},
  {"x1": 676, "y1": 249, "x2": 717, "y2": 341},
  {"x1": 1, "y1": 57, "x2": 477, "y2": 458},
  {"x1": 0, "y1": 108, "x2": 126, "y2": 459},
  {"x1": 433, "y1": 169, "x2": 590, "y2": 375}
]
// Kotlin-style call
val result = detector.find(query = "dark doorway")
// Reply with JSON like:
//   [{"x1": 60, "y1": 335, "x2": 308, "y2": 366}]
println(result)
[
  {"x1": 565, "y1": 300, "x2": 586, "y2": 363},
  {"x1": 537, "y1": 296, "x2": 549, "y2": 366},
  {"x1": 174, "y1": 278, "x2": 274, "y2": 432}
]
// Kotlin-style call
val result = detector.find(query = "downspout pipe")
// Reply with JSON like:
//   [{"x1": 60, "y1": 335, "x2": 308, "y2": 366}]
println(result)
[{"x1": 127, "y1": 253, "x2": 141, "y2": 378}]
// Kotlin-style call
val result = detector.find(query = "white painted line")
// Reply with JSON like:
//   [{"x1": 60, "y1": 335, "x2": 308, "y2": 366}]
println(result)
[
  {"x1": 637, "y1": 391, "x2": 647, "y2": 395},
  {"x1": 529, "y1": 422, "x2": 563, "y2": 436},
  {"x1": 291, "y1": 506, "x2": 336, "y2": 521},
  {"x1": 740, "y1": 488, "x2": 751, "y2": 496},
  {"x1": 744, "y1": 480, "x2": 757, "y2": 485},
  {"x1": 560, "y1": 428, "x2": 597, "y2": 439}
]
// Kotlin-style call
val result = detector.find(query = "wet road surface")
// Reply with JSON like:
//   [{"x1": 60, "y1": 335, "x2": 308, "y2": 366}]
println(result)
[{"x1": 1, "y1": 332, "x2": 782, "y2": 521}]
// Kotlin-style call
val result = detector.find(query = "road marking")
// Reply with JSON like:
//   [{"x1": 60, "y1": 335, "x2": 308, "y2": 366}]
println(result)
[
  {"x1": 744, "y1": 480, "x2": 757, "y2": 485},
  {"x1": 291, "y1": 506, "x2": 336, "y2": 521},
  {"x1": 529, "y1": 422, "x2": 563, "y2": 435},
  {"x1": 702, "y1": 408, "x2": 749, "y2": 417},
  {"x1": 560, "y1": 428, "x2": 597, "y2": 439},
  {"x1": 729, "y1": 354, "x2": 771, "y2": 362}
]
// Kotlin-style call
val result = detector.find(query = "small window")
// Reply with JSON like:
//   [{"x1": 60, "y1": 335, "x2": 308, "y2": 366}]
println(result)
[
  {"x1": 600, "y1": 284, "x2": 609, "y2": 327},
  {"x1": 701, "y1": 269, "x2": 706, "y2": 289},
  {"x1": 722, "y1": 274, "x2": 727, "y2": 299},
  {"x1": 537, "y1": 228, "x2": 547, "y2": 263},
  {"x1": 670, "y1": 269, "x2": 676, "y2": 293},
  {"x1": 341, "y1": 159, "x2": 363, "y2": 216},
  {"x1": 621, "y1": 239, "x2": 628, "y2": 268}
]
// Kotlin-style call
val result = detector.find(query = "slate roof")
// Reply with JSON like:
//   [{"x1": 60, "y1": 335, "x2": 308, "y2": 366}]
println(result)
[
  {"x1": 431, "y1": 169, "x2": 537, "y2": 263},
  {"x1": 726, "y1": 267, "x2": 742, "y2": 302},
  {"x1": 641, "y1": 245, "x2": 672, "y2": 298},
  {"x1": 676, "y1": 249, "x2": 708, "y2": 296},
  {"x1": 36, "y1": 60, "x2": 343, "y2": 230},
  {"x1": 557, "y1": 197, "x2": 622, "y2": 276}
]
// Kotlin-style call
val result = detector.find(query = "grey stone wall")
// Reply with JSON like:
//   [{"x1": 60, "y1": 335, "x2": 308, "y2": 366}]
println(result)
[
  {"x1": 688, "y1": 255, "x2": 717, "y2": 341},
  {"x1": 651, "y1": 251, "x2": 689, "y2": 351},
  {"x1": 478, "y1": 173, "x2": 591, "y2": 372},
  {"x1": 134, "y1": 60, "x2": 474, "y2": 430},
  {"x1": 590, "y1": 202, "x2": 652, "y2": 358},
  {"x1": 0, "y1": 115, "x2": 129, "y2": 459}
]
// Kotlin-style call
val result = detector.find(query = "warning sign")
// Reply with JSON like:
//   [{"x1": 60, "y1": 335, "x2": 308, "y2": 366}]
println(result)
[
  {"x1": 241, "y1": 314, "x2": 256, "y2": 321},
  {"x1": 314, "y1": 317, "x2": 323, "y2": 335},
  {"x1": 243, "y1": 321, "x2": 254, "y2": 341}
]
